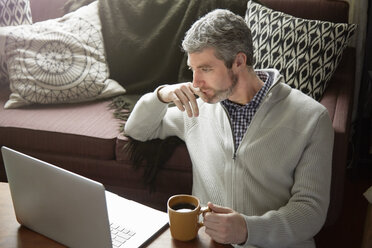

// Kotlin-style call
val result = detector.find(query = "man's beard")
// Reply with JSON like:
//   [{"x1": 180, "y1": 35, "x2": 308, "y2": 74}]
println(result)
[{"x1": 203, "y1": 69, "x2": 238, "y2": 104}]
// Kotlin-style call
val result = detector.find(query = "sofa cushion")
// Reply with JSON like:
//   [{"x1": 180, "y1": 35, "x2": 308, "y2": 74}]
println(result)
[
  {"x1": 245, "y1": 0, "x2": 356, "y2": 101},
  {"x1": 0, "y1": 1, "x2": 125, "y2": 109},
  {"x1": 0, "y1": 84, "x2": 122, "y2": 160}
]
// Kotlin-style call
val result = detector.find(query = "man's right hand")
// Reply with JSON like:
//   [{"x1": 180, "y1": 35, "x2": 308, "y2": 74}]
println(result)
[{"x1": 157, "y1": 82, "x2": 203, "y2": 117}]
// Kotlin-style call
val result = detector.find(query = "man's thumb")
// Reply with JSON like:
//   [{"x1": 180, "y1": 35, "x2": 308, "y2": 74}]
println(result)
[{"x1": 207, "y1": 202, "x2": 233, "y2": 214}]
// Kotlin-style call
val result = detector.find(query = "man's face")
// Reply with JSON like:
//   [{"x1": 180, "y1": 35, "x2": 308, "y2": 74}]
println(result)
[{"x1": 187, "y1": 48, "x2": 238, "y2": 104}]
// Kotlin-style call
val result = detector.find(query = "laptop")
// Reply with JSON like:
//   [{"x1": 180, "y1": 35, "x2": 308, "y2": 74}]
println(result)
[{"x1": 1, "y1": 146, "x2": 169, "y2": 248}]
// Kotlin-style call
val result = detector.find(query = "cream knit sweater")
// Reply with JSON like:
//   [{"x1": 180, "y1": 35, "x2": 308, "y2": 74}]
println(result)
[{"x1": 125, "y1": 69, "x2": 334, "y2": 248}]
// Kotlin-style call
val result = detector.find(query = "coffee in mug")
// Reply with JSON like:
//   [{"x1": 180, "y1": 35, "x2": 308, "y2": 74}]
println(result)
[
  {"x1": 171, "y1": 202, "x2": 196, "y2": 212},
  {"x1": 167, "y1": 194, "x2": 210, "y2": 241}
]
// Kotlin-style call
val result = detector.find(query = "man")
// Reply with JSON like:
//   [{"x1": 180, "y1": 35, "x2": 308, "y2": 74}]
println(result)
[{"x1": 125, "y1": 9, "x2": 334, "y2": 248}]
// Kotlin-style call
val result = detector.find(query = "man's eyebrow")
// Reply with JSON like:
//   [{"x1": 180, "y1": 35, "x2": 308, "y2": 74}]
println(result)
[
  {"x1": 197, "y1": 64, "x2": 212, "y2": 68},
  {"x1": 188, "y1": 64, "x2": 213, "y2": 69}
]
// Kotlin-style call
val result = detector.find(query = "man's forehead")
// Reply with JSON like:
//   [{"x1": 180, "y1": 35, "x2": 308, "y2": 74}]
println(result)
[{"x1": 187, "y1": 48, "x2": 221, "y2": 67}]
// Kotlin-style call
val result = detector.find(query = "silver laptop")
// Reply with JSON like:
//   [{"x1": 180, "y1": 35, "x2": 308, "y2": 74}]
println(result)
[{"x1": 1, "y1": 146, "x2": 169, "y2": 248}]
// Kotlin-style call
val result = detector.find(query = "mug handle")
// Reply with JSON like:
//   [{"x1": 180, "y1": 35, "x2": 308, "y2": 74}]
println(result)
[{"x1": 198, "y1": 206, "x2": 212, "y2": 228}]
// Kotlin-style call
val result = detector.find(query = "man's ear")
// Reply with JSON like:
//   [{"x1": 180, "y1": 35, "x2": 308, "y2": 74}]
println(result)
[{"x1": 234, "y1": 52, "x2": 247, "y2": 68}]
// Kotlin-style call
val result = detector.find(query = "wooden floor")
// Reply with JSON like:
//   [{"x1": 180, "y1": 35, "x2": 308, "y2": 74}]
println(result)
[{"x1": 315, "y1": 165, "x2": 372, "y2": 248}]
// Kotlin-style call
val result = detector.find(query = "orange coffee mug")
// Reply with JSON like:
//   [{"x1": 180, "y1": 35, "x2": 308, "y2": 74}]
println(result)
[{"x1": 167, "y1": 194, "x2": 210, "y2": 241}]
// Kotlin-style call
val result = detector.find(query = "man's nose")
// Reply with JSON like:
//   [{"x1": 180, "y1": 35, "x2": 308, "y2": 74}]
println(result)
[{"x1": 192, "y1": 71, "x2": 203, "y2": 88}]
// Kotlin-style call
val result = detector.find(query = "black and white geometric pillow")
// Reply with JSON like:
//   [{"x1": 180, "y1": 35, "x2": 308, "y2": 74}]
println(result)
[
  {"x1": 0, "y1": 0, "x2": 33, "y2": 84},
  {"x1": 0, "y1": 1, "x2": 125, "y2": 108},
  {"x1": 0, "y1": 0, "x2": 32, "y2": 26},
  {"x1": 245, "y1": 1, "x2": 356, "y2": 101}
]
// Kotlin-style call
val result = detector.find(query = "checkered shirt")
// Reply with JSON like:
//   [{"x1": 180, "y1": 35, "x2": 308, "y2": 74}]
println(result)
[{"x1": 221, "y1": 71, "x2": 273, "y2": 150}]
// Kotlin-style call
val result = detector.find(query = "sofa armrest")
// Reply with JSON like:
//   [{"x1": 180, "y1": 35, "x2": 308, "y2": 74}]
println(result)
[{"x1": 320, "y1": 47, "x2": 356, "y2": 226}]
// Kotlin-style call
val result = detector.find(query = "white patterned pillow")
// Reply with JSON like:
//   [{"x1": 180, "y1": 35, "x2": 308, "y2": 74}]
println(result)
[
  {"x1": 0, "y1": 0, "x2": 33, "y2": 84},
  {"x1": 245, "y1": 1, "x2": 356, "y2": 101},
  {"x1": 0, "y1": 1, "x2": 125, "y2": 108}
]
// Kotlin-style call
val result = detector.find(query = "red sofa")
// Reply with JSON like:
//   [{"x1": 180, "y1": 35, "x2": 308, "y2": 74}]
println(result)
[{"x1": 0, "y1": 0, "x2": 355, "y2": 236}]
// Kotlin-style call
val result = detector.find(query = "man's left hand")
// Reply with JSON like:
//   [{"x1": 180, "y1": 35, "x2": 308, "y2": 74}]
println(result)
[{"x1": 203, "y1": 202, "x2": 248, "y2": 245}]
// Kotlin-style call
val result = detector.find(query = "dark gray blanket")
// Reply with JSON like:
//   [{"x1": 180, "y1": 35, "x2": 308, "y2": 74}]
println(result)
[
  {"x1": 62, "y1": 0, "x2": 258, "y2": 187},
  {"x1": 97, "y1": 0, "x2": 258, "y2": 188},
  {"x1": 98, "y1": 0, "x2": 249, "y2": 94},
  {"x1": 98, "y1": 0, "x2": 250, "y2": 187}
]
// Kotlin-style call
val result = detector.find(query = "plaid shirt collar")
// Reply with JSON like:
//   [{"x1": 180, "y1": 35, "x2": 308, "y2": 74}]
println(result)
[
  {"x1": 221, "y1": 71, "x2": 273, "y2": 150},
  {"x1": 222, "y1": 71, "x2": 270, "y2": 109}
]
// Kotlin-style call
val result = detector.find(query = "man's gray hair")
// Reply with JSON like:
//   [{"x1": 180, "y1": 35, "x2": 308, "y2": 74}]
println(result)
[{"x1": 182, "y1": 9, "x2": 254, "y2": 68}]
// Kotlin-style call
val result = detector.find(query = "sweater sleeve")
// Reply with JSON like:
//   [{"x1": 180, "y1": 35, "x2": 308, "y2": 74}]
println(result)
[
  {"x1": 238, "y1": 110, "x2": 334, "y2": 248},
  {"x1": 124, "y1": 88, "x2": 186, "y2": 141}
]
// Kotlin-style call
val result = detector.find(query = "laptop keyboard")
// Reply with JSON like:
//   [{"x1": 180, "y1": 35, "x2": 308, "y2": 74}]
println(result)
[{"x1": 110, "y1": 222, "x2": 136, "y2": 248}]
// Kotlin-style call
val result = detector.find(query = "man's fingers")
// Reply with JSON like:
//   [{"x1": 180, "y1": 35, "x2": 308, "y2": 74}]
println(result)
[
  {"x1": 173, "y1": 84, "x2": 199, "y2": 117},
  {"x1": 204, "y1": 211, "x2": 230, "y2": 225},
  {"x1": 207, "y1": 202, "x2": 233, "y2": 214},
  {"x1": 174, "y1": 88, "x2": 193, "y2": 117},
  {"x1": 172, "y1": 96, "x2": 185, "y2": 112},
  {"x1": 205, "y1": 228, "x2": 230, "y2": 244},
  {"x1": 157, "y1": 82, "x2": 199, "y2": 117},
  {"x1": 203, "y1": 204, "x2": 248, "y2": 245},
  {"x1": 181, "y1": 85, "x2": 199, "y2": 117},
  {"x1": 189, "y1": 83, "x2": 206, "y2": 101},
  {"x1": 204, "y1": 213, "x2": 230, "y2": 244}
]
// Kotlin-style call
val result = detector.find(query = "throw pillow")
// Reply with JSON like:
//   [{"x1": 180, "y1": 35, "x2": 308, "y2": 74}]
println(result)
[
  {"x1": 0, "y1": 0, "x2": 33, "y2": 84},
  {"x1": 0, "y1": 0, "x2": 32, "y2": 26},
  {"x1": 0, "y1": 1, "x2": 125, "y2": 108},
  {"x1": 245, "y1": 0, "x2": 356, "y2": 101}
]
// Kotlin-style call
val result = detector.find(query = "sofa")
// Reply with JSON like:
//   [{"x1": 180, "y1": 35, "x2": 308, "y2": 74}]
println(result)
[{"x1": 0, "y1": 0, "x2": 356, "y2": 240}]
